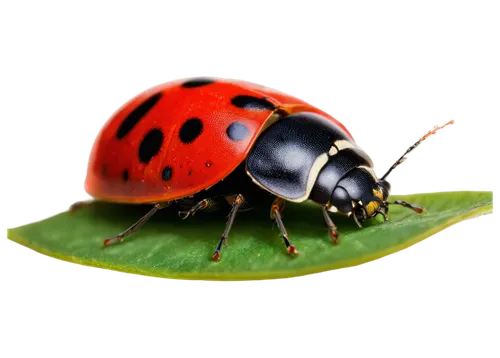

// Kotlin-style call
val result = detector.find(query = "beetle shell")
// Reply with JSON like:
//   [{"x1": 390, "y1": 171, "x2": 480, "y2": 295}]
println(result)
[{"x1": 85, "y1": 78, "x2": 352, "y2": 203}]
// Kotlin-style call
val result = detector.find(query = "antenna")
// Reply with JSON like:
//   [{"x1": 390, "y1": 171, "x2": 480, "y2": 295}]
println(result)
[{"x1": 380, "y1": 118, "x2": 456, "y2": 180}]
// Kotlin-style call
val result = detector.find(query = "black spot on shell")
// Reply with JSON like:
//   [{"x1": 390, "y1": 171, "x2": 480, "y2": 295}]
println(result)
[
  {"x1": 226, "y1": 122, "x2": 249, "y2": 141},
  {"x1": 181, "y1": 78, "x2": 216, "y2": 88},
  {"x1": 101, "y1": 165, "x2": 108, "y2": 177},
  {"x1": 116, "y1": 92, "x2": 162, "y2": 139},
  {"x1": 161, "y1": 166, "x2": 173, "y2": 181},
  {"x1": 231, "y1": 95, "x2": 275, "y2": 110},
  {"x1": 138, "y1": 128, "x2": 164, "y2": 164},
  {"x1": 179, "y1": 118, "x2": 203, "y2": 144},
  {"x1": 206, "y1": 161, "x2": 212, "y2": 168},
  {"x1": 122, "y1": 169, "x2": 129, "y2": 182}
]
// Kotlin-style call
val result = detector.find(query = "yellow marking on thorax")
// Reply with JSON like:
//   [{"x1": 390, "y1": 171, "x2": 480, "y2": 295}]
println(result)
[
  {"x1": 365, "y1": 188, "x2": 384, "y2": 216},
  {"x1": 365, "y1": 201, "x2": 380, "y2": 216}
]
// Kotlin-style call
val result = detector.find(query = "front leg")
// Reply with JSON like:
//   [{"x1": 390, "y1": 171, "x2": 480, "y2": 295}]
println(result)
[
  {"x1": 321, "y1": 206, "x2": 339, "y2": 245},
  {"x1": 103, "y1": 202, "x2": 171, "y2": 246}
]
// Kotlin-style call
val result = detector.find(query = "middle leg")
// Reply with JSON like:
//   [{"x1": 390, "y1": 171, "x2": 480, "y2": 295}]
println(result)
[
  {"x1": 211, "y1": 194, "x2": 245, "y2": 261},
  {"x1": 270, "y1": 198, "x2": 299, "y2": 256}
]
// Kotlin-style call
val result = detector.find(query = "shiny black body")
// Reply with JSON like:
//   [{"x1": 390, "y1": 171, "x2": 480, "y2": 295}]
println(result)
[{"x1": 246, "y1": 112, "x2": 386, "y2": 216}]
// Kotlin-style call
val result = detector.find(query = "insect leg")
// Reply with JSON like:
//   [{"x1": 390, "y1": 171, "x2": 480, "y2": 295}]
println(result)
[
  {"x1": 178, "y1": 198, "x2": 214, "y2": 219},
  {"x1": 386, "y1": 200, "x2": 425, "y2": 214},
  {"x1": 352, "y1": 213, "x2": 363, "y2": 228},
  {"x1": 212, "y1": 194, "x2": 245, "y2": 261},
  {"x1": 103, "y1": 202, "x2": 170, "y2": 246},
  {"x1": 271, "y1": 198, "x2": 299, "y2": 256},
  {"x1": 321, "y1": 206, "x2": 339, "y2": 245}
]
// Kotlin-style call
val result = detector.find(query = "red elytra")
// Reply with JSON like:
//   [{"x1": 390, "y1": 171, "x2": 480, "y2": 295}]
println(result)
[{"x1": 85, "y1": 77, "x2": 353, "y2": 203}]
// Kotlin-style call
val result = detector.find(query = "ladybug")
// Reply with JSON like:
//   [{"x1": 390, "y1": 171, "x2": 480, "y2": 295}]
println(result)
[{"x1": 84, "y1": 77, "x2": 453, "y2": 260}]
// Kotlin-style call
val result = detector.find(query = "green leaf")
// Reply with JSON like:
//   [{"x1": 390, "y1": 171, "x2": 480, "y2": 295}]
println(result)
[{"x1": 7, "y1": 191, "x2": 492, "y2": 280}]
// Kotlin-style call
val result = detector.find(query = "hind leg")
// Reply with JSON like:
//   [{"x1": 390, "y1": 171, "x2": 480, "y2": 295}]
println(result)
[{"x1": 103, "y1": 202, "x2": 171, "y2": 246}]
